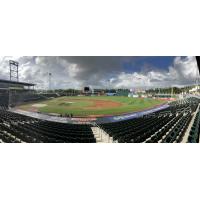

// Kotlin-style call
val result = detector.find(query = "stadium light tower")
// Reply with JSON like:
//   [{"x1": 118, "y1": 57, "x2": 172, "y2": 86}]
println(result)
[
  {"x1": 108, "y1": 79, "x2": 112, "y2": 92},
  {"x1": 48, "y1": 72, "x2": 52, "y2": 91},
  {"x1": 9, "y1": 60, "x2": 19, "y2": 82},
  {"x1": 8, "y1": 60, "x2": 19, "y2": 108}
]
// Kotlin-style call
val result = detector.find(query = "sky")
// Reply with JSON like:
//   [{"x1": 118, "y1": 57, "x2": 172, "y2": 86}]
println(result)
[{"x1": 0, "y1": 56, "x2": 199, "y2": 90}]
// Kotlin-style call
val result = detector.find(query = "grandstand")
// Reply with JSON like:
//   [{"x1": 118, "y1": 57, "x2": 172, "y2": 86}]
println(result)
[
  {"x1": 0, "y1": 94, "x2": 200, "y2": 142},
  {"x1": 0, "y1": 79, "x2": 36, "y2": 108},
  {"x1": 98, "y1": 97, "x2": 200, "y2": 143},
  {"x1": 0, "y1": 109, "x2": 95, "y2": 143},
  {"x1": 0, "y1": 79, "x2": 59, "y2": 108},
  {"x1": 0, "y1": 77, "x2": 200, "y2": 143}
]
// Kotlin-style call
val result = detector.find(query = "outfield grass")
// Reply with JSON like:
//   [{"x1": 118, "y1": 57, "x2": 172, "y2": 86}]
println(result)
[{"x1": 19, "y1": 96, "x2": 167, "y2": 117}]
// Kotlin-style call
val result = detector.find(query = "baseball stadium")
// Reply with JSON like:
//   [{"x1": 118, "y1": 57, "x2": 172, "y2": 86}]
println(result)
[{"x1": 0, "y1": 56, "x2": 200, "y2": 143}]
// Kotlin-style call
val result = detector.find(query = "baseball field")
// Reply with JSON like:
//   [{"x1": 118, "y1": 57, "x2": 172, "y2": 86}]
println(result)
[{"x1": 18, "y1": 96, "x2": 167, "y2": 117}]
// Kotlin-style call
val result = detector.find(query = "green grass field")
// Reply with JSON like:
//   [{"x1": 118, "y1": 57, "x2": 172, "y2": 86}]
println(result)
[{"x1": 18, "y1": 96, "x2": 167, "y2": 117}]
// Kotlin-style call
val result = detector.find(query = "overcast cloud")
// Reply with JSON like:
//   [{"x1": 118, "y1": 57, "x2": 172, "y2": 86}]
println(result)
[{"x1": 0, "y1": 56, "x2": 199, "y2": 90}]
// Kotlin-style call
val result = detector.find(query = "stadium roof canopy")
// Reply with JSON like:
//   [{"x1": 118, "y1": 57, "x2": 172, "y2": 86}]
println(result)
[{"x1": 0, "y1": 79, "x2": 35, "y2": 86}]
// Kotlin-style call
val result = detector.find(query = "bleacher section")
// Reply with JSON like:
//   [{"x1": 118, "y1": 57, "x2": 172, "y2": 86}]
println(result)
[
  {"x1": 0, "y1": 90, "x2": 60, "y2": 108},
  {"x1": 0, "y1": 109, "x2": 95, "y2": 143},
  {"x1": 188, "y1": 108, "x2": 200, "y2": 143},
  {"x1": 9, "y1": 92, "x2": 61, "y2": 106},
  {"x1": 9, "y1": 93, "x2": 46, "y2": 107},
  {"x1": 99, "y1": 98, "x2": 200, "y2": 143}
]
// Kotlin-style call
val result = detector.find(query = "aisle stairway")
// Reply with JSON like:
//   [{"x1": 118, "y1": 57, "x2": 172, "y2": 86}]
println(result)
[
  {"x1": 181, "y1": 104, "x2": 200, "y2": 143},
  {"x1": 91, "y1": 126, "x2": 113, "y2": 143}
]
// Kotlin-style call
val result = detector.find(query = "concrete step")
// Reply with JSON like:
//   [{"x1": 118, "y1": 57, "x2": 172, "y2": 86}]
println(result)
[
  {"x1": 91, "y1": 126, "x2": 113, "y2": 143},
  {"x1": 182, "y1": 104, "x2": 200, "y2": 143}
]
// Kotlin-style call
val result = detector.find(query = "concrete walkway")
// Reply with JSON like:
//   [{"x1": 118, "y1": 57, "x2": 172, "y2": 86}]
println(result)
[{"x1": 181, "y1": 104, "x2": 200, "y2": 143}]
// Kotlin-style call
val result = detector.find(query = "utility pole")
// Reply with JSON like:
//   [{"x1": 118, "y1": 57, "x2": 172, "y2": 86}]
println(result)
[{"x1": 171, "y1": 87, "x2": 174, "y2": 98}]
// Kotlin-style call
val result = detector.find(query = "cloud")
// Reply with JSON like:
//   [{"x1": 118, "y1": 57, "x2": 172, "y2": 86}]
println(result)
[
  {"x1": 113, "y1": 56, "x2": 199, "y2": 89},
  {"x1": 0, "y1": 56, "x2": 199, "y2": 89}
]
